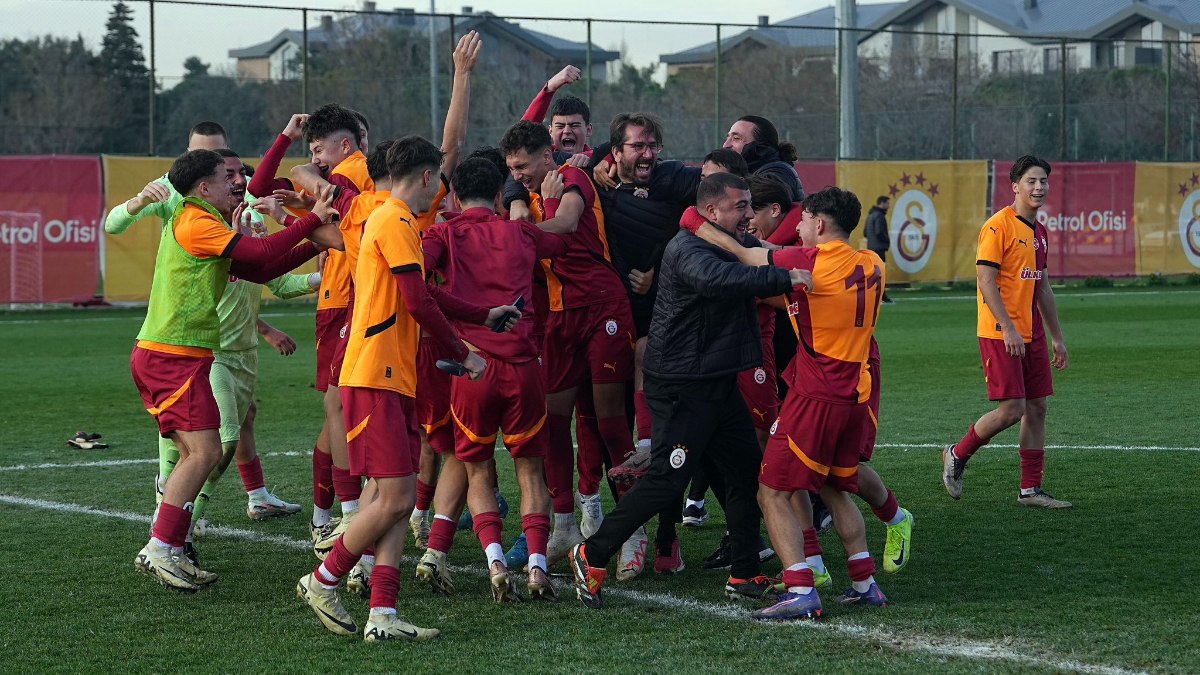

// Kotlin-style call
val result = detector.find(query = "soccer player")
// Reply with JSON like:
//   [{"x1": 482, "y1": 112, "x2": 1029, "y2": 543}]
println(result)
[
  {"x1": 522, "y1": 65, "x2": 592, "y2": 155},
  {"x1": 943, "y1": 155, "x2": 1071, "y2": 508},
  {"x1": 131, "y1": 148, "x2": 331, "y2": 592},
  {"x1": 569, "y1": 173, "x2": 803, "y2": 609},
  {"x1": 418, "y1": 157, "x2": 567, "y2": 602},
  {"x1": 500, "y1": 121, "x2": 637, "y2": 569},
  {"x1": 697, "y1": 186, "x2": 889, "y2": 619}
]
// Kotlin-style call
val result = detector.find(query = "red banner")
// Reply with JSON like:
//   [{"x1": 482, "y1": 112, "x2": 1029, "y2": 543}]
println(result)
[
  {"x1": 990, "y1": 161, "x2": 1136, "y2": 277},
  {"x1": 0, "y1": 156, "x2": 103, "y2": 302},
  {"x1": 795, "y1": 161, "x2": 837, "y2": 198}
]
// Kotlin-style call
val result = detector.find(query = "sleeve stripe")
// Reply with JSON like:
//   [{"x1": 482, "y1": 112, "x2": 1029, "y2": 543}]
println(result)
[
  {"x1": 976, "y1": 260, "x2": 1000, "y2": 269},
  {"x1": 220, "y1": 232, "x2": 243, "y2": 258},
  {"x1": 390, "y1": 263, "x2": 421, "y2": 274}
]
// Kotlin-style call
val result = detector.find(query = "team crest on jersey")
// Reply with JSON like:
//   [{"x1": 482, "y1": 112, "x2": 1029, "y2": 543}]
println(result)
[
  {"x1": 887, "y1": 171, "x2": 940, "y2": 274},
  {"x1": 605, "y1": 319, "x2": 618, "y2": 336},
  {"x1": 753, "y1": 368, "x2": 767, "y2": 384},
  {"x1": 669, "y1": 444, "x2": 688, "y2": 469},
  {"x1": 339, "y1": 324, "x2": 347, "y2": 339},
  {"x1": 786, "y1": 300, "x2": 800, "y2": 317},
  {"x1": 769, "y1": 418, "x2": 779, "y2": 435},
  {"x1": 1033, "y1": 237, "x2": 1040, "y2": 250}
]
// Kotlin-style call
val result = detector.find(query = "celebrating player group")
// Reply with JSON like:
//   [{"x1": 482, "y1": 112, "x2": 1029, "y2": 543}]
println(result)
[{"x1": 114, "y1": 31, "x2": 1070, "y2": 640}]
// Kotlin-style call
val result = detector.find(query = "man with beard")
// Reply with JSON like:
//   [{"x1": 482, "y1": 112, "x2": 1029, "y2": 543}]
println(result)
[
  {"x1": 722, "y1": 115, "x2": 804, "y2": 203},
  {"x1": 569, "y1": 173, "x2": 805, "y2": 609}
]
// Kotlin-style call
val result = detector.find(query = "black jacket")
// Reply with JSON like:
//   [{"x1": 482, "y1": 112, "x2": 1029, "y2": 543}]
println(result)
[
  {"x1": 643, "y1": 229, "x2": 793, "y2": 381},
  {"x1": 741, "y1": 141, "x2": 805, "y2": 202},
  {"x1": 865, "y1": 206, "x2": 890, "y2": 253}
]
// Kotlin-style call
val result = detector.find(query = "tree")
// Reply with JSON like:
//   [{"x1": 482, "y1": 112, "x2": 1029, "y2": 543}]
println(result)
[
  {"x1": 183, "y1": 56, "x2": 210, "y2": 80},
  {"x1": 99, "y1": 1, "x2": 150, "y2": 153}
]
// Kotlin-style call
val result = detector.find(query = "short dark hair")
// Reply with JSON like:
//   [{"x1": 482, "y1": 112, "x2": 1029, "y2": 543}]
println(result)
[
  {"x1": 500, "y1": 121, "x2": 552, "y2": 157},
  {"x1": 549, "y1": 95, "x2": 590, "y2": 124},
  {"x1": 801, "y1": 186, "x2": 862, "y2": 236},
  {"x1": 189, "y1": 121, "x2": 227, "y2": 140},
  {"x1": 347, "y1": 107, "x2": 369, "y2": 132},
  {"x1": 609, "y1": 112, "x2": 664, "y2": 151},
  {"x1": 366, "y1": 140, "x2": 393, "y2": 181},
  {"x1": 875, "y1": 195, "x2": 889, "y2": 206},
  {"x1": 738, "y1": 115, "x2": 797, "y2": 163},
  {"x1": 748, "y1": 174, "x2": 793, "y2": 213},
  {"x1": 385, "y1": 135, "x2": 443, "y2": 180},
  {"x1": 214, "y1": 148, "x2": 240, "y2": 159},
  {"x1": 452, "y1": 157, "x2": 504, "y2": 204},
  {"x1": 702, "y1": 148, "x2": 749, "y2": 178},
  {"x1": 696, "y1": 172, "x2": 749, "y2": 209},
  {"x1": 1009, "y1": 155, "x2": 1051, "y2": 183},
  {"x1": 168, "y1": 149, "x2": 225, "y2": 195},
  {"x1": 466, "y1": 146, "x2": 507, "y2": 177},
  {"x1": 305, "y1": 103, "x2": 363, "y2": 147}
]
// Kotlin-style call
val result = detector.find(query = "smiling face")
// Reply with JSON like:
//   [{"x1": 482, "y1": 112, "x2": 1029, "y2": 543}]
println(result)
[
  {"x1": 551, "y1": 113, "x2": 590, "y2": 153},
  {"x1": 612, "y1": 123, "x2": 660, "y2": 187},
  {"x1": 1012, "y1": 166, "x2": 1049, "y2": 213},
  {"x1": 309, "y1": 130, "x2": 356, "y2": 176},
  {"x1": 722, "y1": 120, "x2": 757, "y2": 154},
  {"x1": 196, "y1": 162, "x2": 238, "y2": 217},
  {"x1": 705, "y1": 186, "x2": 755, "y2": 244},
  {"x1": 505, "y1": 147, "x2": 553, "y2": 192}
]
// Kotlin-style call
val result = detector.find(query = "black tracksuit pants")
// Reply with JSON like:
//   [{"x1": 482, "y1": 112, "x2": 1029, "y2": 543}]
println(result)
[{"x1": 584, "y1": 373, "x2": 763, "y2": 579}]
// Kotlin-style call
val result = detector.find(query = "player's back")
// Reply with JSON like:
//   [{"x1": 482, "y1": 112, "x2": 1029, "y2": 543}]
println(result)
[{"x1": 782, "y1": 241, "x2": 884, "y2": 405}]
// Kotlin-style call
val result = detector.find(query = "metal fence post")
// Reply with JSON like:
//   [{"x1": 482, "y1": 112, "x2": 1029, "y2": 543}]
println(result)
[
  {"x1": 951, "y1": 33, "x2": 959, "y2": 159},
  {"x1": 429, "y1": 2, "x2": 438, "y2": 143},
  {"x1": 714, "y1": 24, "x2": 721, "y2": 149},
  {"x1": 586, "y1": 20, "x2": 593, "y2": 107},
  {"x1": 1060, "y1": 40, "x2": 1067, "y2": 160},
  {"x1": 302, "y1": 9, "x2": 309, "y2": 114},
  {"x1": 1164, "y1": 39, "x2": 1171, "y2": 161},
  {"x1": 148, "y1": 0, "x2": 156, "y2": 155}
]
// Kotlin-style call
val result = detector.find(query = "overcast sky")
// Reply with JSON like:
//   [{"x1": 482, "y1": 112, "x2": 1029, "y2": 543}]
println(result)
[{"x1": 1, "y1": 0, "x2": 894, "y2": 83}]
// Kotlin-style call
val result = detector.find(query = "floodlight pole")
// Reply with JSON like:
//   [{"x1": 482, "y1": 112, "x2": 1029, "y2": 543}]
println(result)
[
  {"x1": 429, "y1": 0, "x2": 439, "y2": 143},
  {"x1": 148, "y1": 0, "x2": 156, "y2": 155},
  {"x1": 836, "y1": 0, "x2": 858, "y2": 160}
]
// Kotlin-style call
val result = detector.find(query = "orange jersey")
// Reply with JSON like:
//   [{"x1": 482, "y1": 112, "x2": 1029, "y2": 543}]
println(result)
[
  {"x1": 528, "y1": 164, "x2": 624, "y2": 311},
  {"x1": 415, "y1": 176, "x2": 450, "y2": 234},
  {"x1": 773, "y1": 241, "x2": 885, "y2": 404},
  {"x1": 331, "y1": 151, "x2": 374, "y2": 193},
  {"x1": 342, "y1": 189, "x2": 391, "y2": 278},
  {"x1": 316, "y1": 250, "x2": 351, "y2": 309},
  {"x1": 976, "y1": 206, "x2": 1048, "y2": 341},
  {"x1": 338, "y1": 197, "x2": 423, "y2": 395}
]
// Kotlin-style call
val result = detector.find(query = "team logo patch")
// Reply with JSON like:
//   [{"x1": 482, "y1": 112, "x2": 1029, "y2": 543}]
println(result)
[
  {"x1": 669, "y1": 445, "x2": 688, "y2": 469},
  {"x1": 605, "y1": 319, "x2": 618, "y2": 336},
  {"x1": 339, "y1": 324, "x2": 347, "y2": 339},
  {"x1": 770, "y1": 418, "x2": 779, "y2": 435},
  {"x1": 1033, "y1": 237, "x2": 1040, "y2": 250},
  {"x1": 753, "y1": 367, "x2": 767, "y2": 385},
  {"x1": 887, "y1": 171, "x2": 941, "y2": 274}
]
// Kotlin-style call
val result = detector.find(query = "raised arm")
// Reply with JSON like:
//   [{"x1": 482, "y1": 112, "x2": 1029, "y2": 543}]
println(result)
[
  {"x1": 248, "y1": 114, "x2": 306, "y2": 198},
  {"x1": 106, "y1": 178, "x2": 176, "y2": 234},
  {"x1": 522, "y1": 65, "x2": 581, "y2": 123},
  {"x1": 441, "y1": 31, "x2": 482, "y2": 178}
]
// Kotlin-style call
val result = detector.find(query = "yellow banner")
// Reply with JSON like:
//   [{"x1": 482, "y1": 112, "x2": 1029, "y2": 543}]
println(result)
[
  {"x1": 102, "y1": 155, "x2": 313, "y2": 302},
  {"x1": 1132, "y1": 163, "x2": 1200, "y2": 275},
  {"x1": 837, "y1": 161, "x2": 991, "y2": 283}
]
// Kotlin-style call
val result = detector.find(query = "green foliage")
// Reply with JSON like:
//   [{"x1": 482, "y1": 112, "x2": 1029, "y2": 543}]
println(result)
[
  {"x1": 1145, "y1": 272, "x2": 1170, "y2": 286},
  {"x1": 1082, "y1": 275, "x2": 1114, "y2": 288},
  {"x1": 1186, "y1": 273, "x2": 1200, "y2": 286}
]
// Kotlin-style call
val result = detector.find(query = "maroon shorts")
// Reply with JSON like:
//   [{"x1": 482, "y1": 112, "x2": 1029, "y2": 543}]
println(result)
[
  {"x1": 543, "y1": 300, "x2": 635, "y2": 393},
  {"x1": 450, "y1": 356, "x2": 549, "y2": 463},
  {"x1": 315, "y1": 306, "x2": 349, "y2": 392},
  {"x1": 760, "y1": 393, "x2": 869, "y2": 494},
  {"x1": 416, "y1": 336, "x2": 453, "y2": 453},
  {"x1": 737, "y1": 365, "x2": 779, "y2": 431},
  {"x1": 130, "y1": 346, "x2": 220, "y2": 437},
  {"x1": 979, "y1": 335, "x2": 1054, "y2": 401},
  {"x1": 860, "y1": 353, "x2": 882, "y2": 461},
  {"x1": 341, "y1": 386, "x2": 419, "y2": 478}
]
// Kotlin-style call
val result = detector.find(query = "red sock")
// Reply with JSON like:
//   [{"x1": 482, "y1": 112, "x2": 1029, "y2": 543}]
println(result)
[
  {"x1": 236, "y1": 456, "x2": 265, "y2": 492},
  {"x1": 870, "y1": 489, "x2": 899, "y2": 524},
  {"x1": 1019, "y1": 448, "x2": 1045, "y2": 489},
  {"x1": 428, "y1": 515, "x2": 456, "y2": 554},
  {"x1": 633, "y1": 389, "x2": 652, "y2": 443},
  {"x1": 363, "y1": 546, "x2": 375, "y2": 557},
  {"x1": 312, "y1": 447, "x2": 334, "y2": 509},
  {"x1": 152, "y1": 502, "x2": 191, "y2": 547},
  {"x1": 545, "y1": 413, "x2": 575, "y2": 513},
  {"x1": 596, "y1": 415, "x2": 634, "y2": 466},
  {"x1": 315, "y1": 537, "x2": 359, "y2": 584},
  {"x1": 848, "y1": 555, "x2": 876, "y2": 582},
  {"x1": 472, "y1": 511, "x2": 503, "y2": 549},
  {"x1": 368, "y1": 564, "x2": 400, "y2": 610},
  {"x1": 575, "y1": 410, "x2": 603, "y2": 496},
  {"x1": 331, "y1": 465, "x2": 362, "y2": 502},
  {"x1": 416, "y1": 480, "x2": 435, "y2": 511},
  {"x1": 802, "y1": 527, "x2": 823, "y2": 558},
  {"x1": 783, "y1": 567, "x2": 815, "y2": 589},
  {"x1": 953, "y1": 424, "x2": 988, "y2": 460},
  {"x1": 522, "y1": 512, "x2": 550, "y2": 556}
]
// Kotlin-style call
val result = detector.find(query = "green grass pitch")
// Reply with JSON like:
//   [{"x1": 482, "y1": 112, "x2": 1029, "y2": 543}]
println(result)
[{"x1": 1, "y1": 287, "x2": 1197, "y2": 673}]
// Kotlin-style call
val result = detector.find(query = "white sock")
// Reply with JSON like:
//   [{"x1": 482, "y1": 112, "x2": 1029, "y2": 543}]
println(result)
[
  {"x1": 341, "y1": 499, "x2": 359, "y2": 514},
  {"x1": 553, "y1": 512, "x2": 577, "y2": 530},
  {"x1": 413, "y1": 508, "x2": 428, "y2": 521},
  {"x1": 316, "y1": 562, "x2": 340, "y2": 589},
  {"x1": 785, "y1": 562, "x2": 813, "y2": 595},
  {"x1": 149, "y1": 537, "x2": 171, "y2": 551},
  {"x1": 637, "y1": 438, "x2": 651, "y2": 450},
  {"x1": 806, "y1": 555, "x2": 827, "y2": 574},
  {"x1": 369, "y1": 606, "x2": 397, "y2": 617},
  {"x1": 1020, "y1": 486, "x2": 1039, "y2": 496},
  {"x1": 247, "y1": 487, "x2": 268, "y2": 501},
  {"x1": 434, "y1": 513, "x2": 455, "y2": 523},
  {"x1": 885, "y1": 508, "x2": 907, "y2": 527},
  {"x1": 686, "y1": 499, "x2": 704, "y2": 509},
  {"x1": 847, "y1": 551, "x2": 874, "y2": 592},
  {"x1": 360, "y1": 553, "x2": 376, "y2": 567},
  {"x1": 484, "y1": 542, "x2": 505, "y2": 567},
  {"x1": 528, "y1": 553, "x2": 548, "y2": 572},
  {"x1": 312, "y1": 506, "x2": 332, "y2": 527}
]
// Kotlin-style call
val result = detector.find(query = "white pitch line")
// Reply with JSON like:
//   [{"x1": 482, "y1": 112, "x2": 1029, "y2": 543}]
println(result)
[
  {"x1": 0, "y1": 450, "x2": 311, "y2": 473},
  {"x1": 875, "y1": 442, "x2": 1200, "y2": 453},
  {"x1": 0, "y1": 311, "x2": 306, "y2": 325},
  {"x1": 0, "y1": 493, "x2": 1147, "y2": 675}
]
